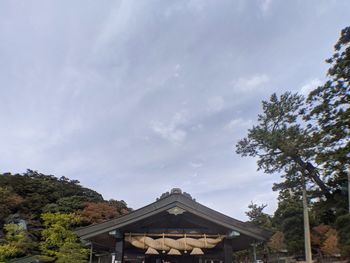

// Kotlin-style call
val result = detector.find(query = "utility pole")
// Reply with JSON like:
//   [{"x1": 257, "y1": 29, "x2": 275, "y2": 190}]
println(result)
[{"x1": 302, "y1": 174, "x2": 312, "y2": 263}]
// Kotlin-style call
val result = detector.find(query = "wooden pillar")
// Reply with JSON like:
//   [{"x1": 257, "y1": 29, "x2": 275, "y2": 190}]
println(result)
[
  {"x1": 252, "y1": 244, "x2": 257, "y2": 263},
  {"x1": 224, "y1": 239, "x2": 233, "y2": 263},
  {"x1": 115, "y1": 238, "x2": 124, "y2": 263},
  {"x1": 89, "y1": 243, "x2": 93, "y2": 263}
]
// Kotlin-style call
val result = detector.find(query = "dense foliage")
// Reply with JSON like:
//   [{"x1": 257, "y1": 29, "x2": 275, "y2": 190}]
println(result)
[
  {"x1": 335, "y1": 214, "x2": 350, "y2": 257},
  {"x1": 40, "y1": 213, "x2": 88, "y2": 262},
  {"x1": 0, "y1": 224, "x2": 33, "y2": 262},
  {"x1": 245, "y1": 202, "x2": 272, "y2": 229},
  {"x1": 0, "y1": 170, "x2": 131, "y2": 261},
  {"x1": 239, "y1": 26, "x2": 350, "y2": 259}
]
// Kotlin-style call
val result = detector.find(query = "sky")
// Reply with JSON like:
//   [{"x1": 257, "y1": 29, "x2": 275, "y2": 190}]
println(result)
[{"x1": 0, "y1": 0, "x2": 349, "y2": 220}]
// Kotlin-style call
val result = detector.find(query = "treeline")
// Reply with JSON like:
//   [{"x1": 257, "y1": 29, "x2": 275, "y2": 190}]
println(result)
[
  {"x1": 0, "y1": 170, "x2": 131, "y2": 262},
  {"x1": 238, "y1": 26, "x2": 350, "y2": 260}
]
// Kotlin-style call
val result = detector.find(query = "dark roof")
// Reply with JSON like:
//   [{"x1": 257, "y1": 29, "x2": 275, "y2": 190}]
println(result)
[{"x1": 76, "y1": 189, "x2": 271, "y2": 241}]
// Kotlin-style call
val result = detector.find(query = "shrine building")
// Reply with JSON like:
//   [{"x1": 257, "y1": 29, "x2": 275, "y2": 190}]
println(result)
[{"x1": 76, "y1": 188, "x2": 271, "y2": 263}]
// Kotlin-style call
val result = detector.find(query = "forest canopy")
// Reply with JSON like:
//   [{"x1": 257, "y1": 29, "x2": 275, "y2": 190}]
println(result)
[{"x1": 0, "y1": 170, "x2": 131, "y2": 262}]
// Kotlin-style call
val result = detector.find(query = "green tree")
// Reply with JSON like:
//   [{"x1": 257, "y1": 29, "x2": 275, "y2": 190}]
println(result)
[
  {"x1": 235, "y1": 26, "x2": 350, "y2": 211},
  {"x1": 273, "y1": 191, "x2": 305, "y2": 254},
  {"x1": 0, "y1": 244, "x2": 19, "y2": 262},
  {"x1": 40, "y1": 213, "x2": 88, "y2": 262},
  {"x1": 0, "y1": 171, "x2": 130, "y2": 258},
  {"x1": 236, "y1": 92, "x2": 330, "y2": 197},
  {"x1": 245, "y1": 202, "x2": 272, "y2": 229},
  {"x1": 0, "y1": 224, "x2": 32, "y2": 262},
  {"x1": 335, "y1": 214, "x2": 350, "y2": 257},
  {"x1": 0, "y1": 187, "x2": 23, "y2": 222},
  {"x1": 0, "y1": 170, "x2": 104, "y2": 218},
  {"x1": 307, "y1": 26, "x2": 350, "y2": 181},
  {"x1": 56, "y1": 242, "x2": 89, "y2": 263},
  {"x1": 307, "y1": 26, "x2": 350, "y2": 217},
  {"x1": 43, "y1": 196, "x2": 87, "y2": 213}
]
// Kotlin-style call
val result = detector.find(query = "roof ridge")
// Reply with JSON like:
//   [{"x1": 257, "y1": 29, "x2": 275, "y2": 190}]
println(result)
[{"x1": 157, "y1": 188, "x2": 195, "y2": 201}]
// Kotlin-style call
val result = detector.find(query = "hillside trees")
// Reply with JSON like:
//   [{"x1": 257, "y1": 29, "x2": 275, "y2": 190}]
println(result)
[
  {"x1": 80, "y1": 202, "x2": 122, "y2": 224},
  {"x1": 0, "y1": 171, "x2": 131, "y2": 261},
  {"x1": 0, "y1": 170, "x2": 130, "y2": 224},
  {"x1": 0, "y1": 187, "x2": 23, "y2": 223},
  {"x1": 0, "y1": 170, "x2": 105, "y2": 222}
]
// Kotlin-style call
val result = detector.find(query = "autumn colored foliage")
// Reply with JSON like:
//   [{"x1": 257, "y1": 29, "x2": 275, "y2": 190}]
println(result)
[
  {"x1": 80, "y1": 202, "x2": 121, "y2": 224},
  {"x1": 0, "y1": 170, "x2": 131, "y2": 261}
]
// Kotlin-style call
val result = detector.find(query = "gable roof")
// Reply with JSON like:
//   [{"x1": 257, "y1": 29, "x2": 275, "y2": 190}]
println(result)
[{"x1": 76, "y1": 190, "x2": 271, "y2": 241}]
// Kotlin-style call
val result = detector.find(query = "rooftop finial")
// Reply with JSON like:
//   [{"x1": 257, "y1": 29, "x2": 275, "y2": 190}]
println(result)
[
  {"x1": 171, "y1": 188, "x2": 182, "y2": 194},
  {"x1": 157, "y1": 188, "x2": 195, "y2": 201}
]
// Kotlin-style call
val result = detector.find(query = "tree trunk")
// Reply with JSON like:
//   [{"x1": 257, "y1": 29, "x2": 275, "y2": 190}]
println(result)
[{"x1": 292, "y1": 156, "x2": 331, "y2": 197}]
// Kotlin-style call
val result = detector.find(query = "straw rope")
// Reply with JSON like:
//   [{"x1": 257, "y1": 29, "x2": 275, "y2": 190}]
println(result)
[{"x1": 125, "y1": 235, "x2": 223, "y2": 251}]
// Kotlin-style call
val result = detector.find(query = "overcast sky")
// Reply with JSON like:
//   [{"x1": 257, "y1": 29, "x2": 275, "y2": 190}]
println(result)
[{"x1": 0, "y1": 0, "x2": 349, "y2": 220}]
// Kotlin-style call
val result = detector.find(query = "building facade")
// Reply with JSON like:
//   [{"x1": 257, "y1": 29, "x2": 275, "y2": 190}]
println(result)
[{"x1": 76, "y1": 189, "x2": 271, "y2": 263}]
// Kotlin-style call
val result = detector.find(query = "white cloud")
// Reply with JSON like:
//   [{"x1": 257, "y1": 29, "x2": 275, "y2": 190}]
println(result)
[
  {"x1": 251, "y1": 191, "x2": 280, "y2": 215},
  {"x1": 187, "y1": 0, "x2": 207, "y2": 12},
  {"x1": 207, "y1": 96, "x2": 224, "y2": 113},
  {"x1": 233, "y1": 74, "x2": 269, "y2": 92},
  {"x1": 173, "y1": 64, "x2": 181, "y2": 78},
  {"x1": 93, "y1": 1, "x2": 136, "y2": 53},
  {"x1": 192, "y1": 173, "x2": 198, "y2": 178},
  {"x1": 226, "y1": 118, "x2": 253, "y2": 132},
  {"x1": 1, "y1": 0, "x2": 348, "y2": 220},
  {"x1": 300, "y1": 78, "x2": 322, "y2": 96},
  {"x1": 259, "y1": 0, "x2": 273, "y2": 13},
  {"x1": 189, "y1": 161, "x2": 203, "y2": 168},
  {"x1": 150, "y1": 112, "x2": 188, "y2": 144},
  {"x1": 190, "y1": 123, "x2": 203, "y2": 131}
]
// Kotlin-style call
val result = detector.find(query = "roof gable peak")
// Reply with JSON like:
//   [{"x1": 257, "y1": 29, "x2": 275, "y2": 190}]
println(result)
[{"x1": 157, "y1": 188, "x2": 196, "y2": 202}]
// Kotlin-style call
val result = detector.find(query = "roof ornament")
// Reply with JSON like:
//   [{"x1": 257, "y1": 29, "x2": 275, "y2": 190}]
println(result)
[
  {"x1": 171, "y1": 188, "x2": 182, "y2": 194},
  {"x1": 157, "y1": 188, "x2": 195, "y2": 201},
  {"x1": 167, "y1": 206, "x2": 186, "y2": 215}
]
